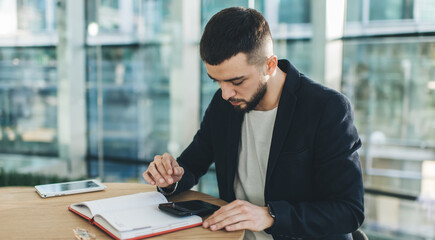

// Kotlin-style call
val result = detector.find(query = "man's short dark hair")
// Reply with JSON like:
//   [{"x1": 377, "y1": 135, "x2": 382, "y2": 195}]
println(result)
[{"x1": 200, "y1": 7, "x2": 271, "y2": 66}]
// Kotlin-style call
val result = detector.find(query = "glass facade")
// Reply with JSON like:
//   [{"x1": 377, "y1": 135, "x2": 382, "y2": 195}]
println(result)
[
  {"x1": 342, "y1": 1, "x2": 435, "y2": 238},
  {"x1": 84, "y1": 0, "x2": 184, "y2": 181},
  {"x1": 17, "y1": 0, "x2": 56, "y2": 32},
  {"x1": 1, "y1": 0, "x2": 435, "y2": 239},
  {"x1": 342, "y1": 40, "x2": 435, "y2": 238},
  {"x1": 0, "y1": 47, "x2": 58, "y2": 156},
  {"x1": 278, "y1": 0, "x2": 310, "y2": 24},
  {"x1": 86, "y1": 45, "x2": 170, "y2": 161},
  {"x1": 346, "y1": 0, "x2": 363, "y2": 22},
  {"x1": 343, "y1": 41, "x2": 435, "y2": 147},
  {"x1": 369, "y1": 0, "x2": 414, "y2": 21}
]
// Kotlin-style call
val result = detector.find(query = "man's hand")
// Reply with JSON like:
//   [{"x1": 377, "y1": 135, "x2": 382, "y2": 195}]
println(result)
[
  {"x1": 142, "y1": 153, "x2": 184, "y2": 188},
  {"x1": 203, "y1": 200, "x2": 274, "y2": 232}
]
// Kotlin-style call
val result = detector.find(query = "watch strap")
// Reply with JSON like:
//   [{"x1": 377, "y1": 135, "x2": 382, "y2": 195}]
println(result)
[{"x1": 266, "y1": 203, "x2": 276, "y2": 219}]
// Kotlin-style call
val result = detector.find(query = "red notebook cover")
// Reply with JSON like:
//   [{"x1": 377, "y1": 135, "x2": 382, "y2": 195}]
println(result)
[{"x1": 68, "y1": 206, "x2": 203, "y2": 240}]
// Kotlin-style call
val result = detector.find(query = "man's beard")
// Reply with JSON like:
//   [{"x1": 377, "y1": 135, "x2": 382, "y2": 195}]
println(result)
[{"x1": 228, "y1": 82, "x2": 268, "y2": 113}]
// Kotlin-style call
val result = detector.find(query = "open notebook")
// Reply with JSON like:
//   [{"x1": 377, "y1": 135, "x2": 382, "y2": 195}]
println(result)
[{"x1": 69, "y1": 191, "x2": 203, "y2": 240}]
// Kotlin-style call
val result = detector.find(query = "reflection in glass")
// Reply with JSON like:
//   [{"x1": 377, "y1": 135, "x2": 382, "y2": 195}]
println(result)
[
  {"x1": 364, "y1": 194, "x2": 435, "y2": 239},
  {"x1": 369, "y1": 0, "x2": 414, "y2": 21},
  {"x1": 416, "y1": 0, "x2": 435, "y2": 22},
  {"x1": 342, "y1": 41, "x2": 435, "y2": 239},
  {"x1": 86, "y1": 46, "x2": 170, "y2": 161},
  {"x1": 85, "y1": 1, "x2": 183, "y2": 177},
  {"x1": 0, "y1": 47, "x2": 58, "y2": 156},
  {"x1": 274, "y1": 40, "x2": 311, "y2": 76},
  {"x1": 86, "y1": 0, "x2": 121, "y2": 33},
  {"x1": 342, "y1": 41, "x2": 435, "y2": 145},
  {"x1": 201, "y1": 0, "x2": 250, "y2": 28},
  {"x1": 278, "y1": 0, "x2": 310, "y2": 24},
  {"x1": 15, "y1": 0, "x2": 56, "y2": 33},
  {"x1": 346, "y1": 0, "x2": 363, "y2": 22}
]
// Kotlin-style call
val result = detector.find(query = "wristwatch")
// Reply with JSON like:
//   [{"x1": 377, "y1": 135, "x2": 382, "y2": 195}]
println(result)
[
  {"x1": 266, "y1": 203, "x2": 276, "y2": 220},
  {"x1": 157, "y1": 181, "x2": 178, "y2": 196}
]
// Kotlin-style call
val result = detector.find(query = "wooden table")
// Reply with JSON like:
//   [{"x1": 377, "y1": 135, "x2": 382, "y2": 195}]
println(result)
[{"x1": 0, "y1": 183, "x2": 244, "y2": 240}]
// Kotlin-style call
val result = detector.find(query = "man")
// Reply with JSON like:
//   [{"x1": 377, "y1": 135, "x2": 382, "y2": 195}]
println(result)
[{"x1": 143, "y1": 7, "x2": 364, "y2": 240}]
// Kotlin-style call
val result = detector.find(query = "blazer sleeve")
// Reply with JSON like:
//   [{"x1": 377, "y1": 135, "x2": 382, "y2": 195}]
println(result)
[
  {"x1": 266, "y1": 93, "x2": 365, "y2": 239},
  {"x1": 163, "y1": 91, "x2": 220, "y2": 196}
]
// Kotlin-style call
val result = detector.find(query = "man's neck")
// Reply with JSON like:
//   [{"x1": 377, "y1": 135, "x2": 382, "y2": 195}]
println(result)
[{"x1": 254, "y1": 67, "x2": 286, "y2": 111}]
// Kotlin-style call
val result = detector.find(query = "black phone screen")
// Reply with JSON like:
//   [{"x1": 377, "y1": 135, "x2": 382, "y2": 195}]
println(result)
[
  {"x1": 175, "y1": 200, "x2": 216, "y2": 211},
  {"x1": 159, "y1": 200, "x2": 220, "y2": 216}
]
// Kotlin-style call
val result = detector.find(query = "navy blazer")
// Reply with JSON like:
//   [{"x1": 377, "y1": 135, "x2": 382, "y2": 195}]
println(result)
[{"x1": 171, "y1": 60, "x2": 365, "y2": 239}]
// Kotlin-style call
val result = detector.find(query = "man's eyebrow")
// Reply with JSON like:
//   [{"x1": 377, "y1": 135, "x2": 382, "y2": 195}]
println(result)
[{"x1": 207, "y1": 73, "x2": 245, "y2": 82}]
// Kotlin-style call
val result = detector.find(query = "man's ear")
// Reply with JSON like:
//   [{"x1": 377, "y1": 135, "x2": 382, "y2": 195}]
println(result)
[{"x1": 266, "y1": 55, "x2": 278, "y2": 75}]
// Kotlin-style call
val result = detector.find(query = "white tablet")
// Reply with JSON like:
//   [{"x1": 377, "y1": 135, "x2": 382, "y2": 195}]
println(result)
[{"x1": 35, "y1": 179, "x2": 106, "y2": 198}]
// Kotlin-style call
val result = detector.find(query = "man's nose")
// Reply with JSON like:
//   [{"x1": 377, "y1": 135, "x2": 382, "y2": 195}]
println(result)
[{"x1": 220, "y1": 82, "x2": 236, "y2": 100}]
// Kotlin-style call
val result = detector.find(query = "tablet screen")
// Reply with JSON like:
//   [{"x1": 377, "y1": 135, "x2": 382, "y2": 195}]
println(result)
[{"x1": 38, "y1": 180, "x2": 100, "y2": 193}]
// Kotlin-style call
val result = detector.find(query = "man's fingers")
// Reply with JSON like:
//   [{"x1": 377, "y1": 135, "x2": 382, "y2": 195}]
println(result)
[
  {"x1": 143, "y1": 153, "x2": 181, "y2": 186},
  {"x1": 148, "y1": 163, "x2": 166, "y2": 185},
  {"x1": 208, "y1": 211, "x2": 247, "y2": 231},
  {"x1": 154, "y1": 159, "x2": 173, "y2": 184},
  {"x1": 205, "y1": 208, "x2": 241, "y2": 228},
  {"x1": 173, "y1": 166, "x2": 184, "y2": 177},
  {"x1": 204, "y1": 201, "x2": 244, "y2": 228},
  {"x1": 212, "y1": 200, "x2": 244, "y2": 217},
  {"x1": 170, "y1": 159, "x2": 180, "y2": 174},
  {"x1": 142, "y1": 171, "x2": 156, "y2": 185},
  {"x1": 153, "y1": 155, "x2": 162, "y2": 162},
  {"x1": 152, "y1": 155, "x2": 167, "y2": 183},
  {"x1": 162, "y1": 153, "x2": 173, "y2": 175},
  {"x1": 203, "y1": 200, "x2": 273, "y2": 232},
  {"x1": 225, "y1": 221, "x2": 250, "y2": 231}
]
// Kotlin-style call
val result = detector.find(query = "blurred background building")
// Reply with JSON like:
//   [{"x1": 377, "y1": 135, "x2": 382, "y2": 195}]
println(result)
[{"x1": 0, "y1": 0, "x2": 434, "y2": 239}]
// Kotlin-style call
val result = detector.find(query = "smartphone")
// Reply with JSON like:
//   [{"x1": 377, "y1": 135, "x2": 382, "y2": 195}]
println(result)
[
  {"x1": 35, "y1": 179, "x2": 106, "y2": 198},
  {"x1": 159, "y1": 200, "x2": 220, "y2": 217}
]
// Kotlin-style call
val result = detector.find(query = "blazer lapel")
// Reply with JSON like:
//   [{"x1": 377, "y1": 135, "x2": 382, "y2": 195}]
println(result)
[{"x1": 265, "y1": 85, "x2": 297, "y2": 197}]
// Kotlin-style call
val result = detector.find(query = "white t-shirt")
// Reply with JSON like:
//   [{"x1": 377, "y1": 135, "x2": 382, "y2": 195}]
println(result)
[{"x1": 234, "y1": 107, "x2": 277, "y2": 240}]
